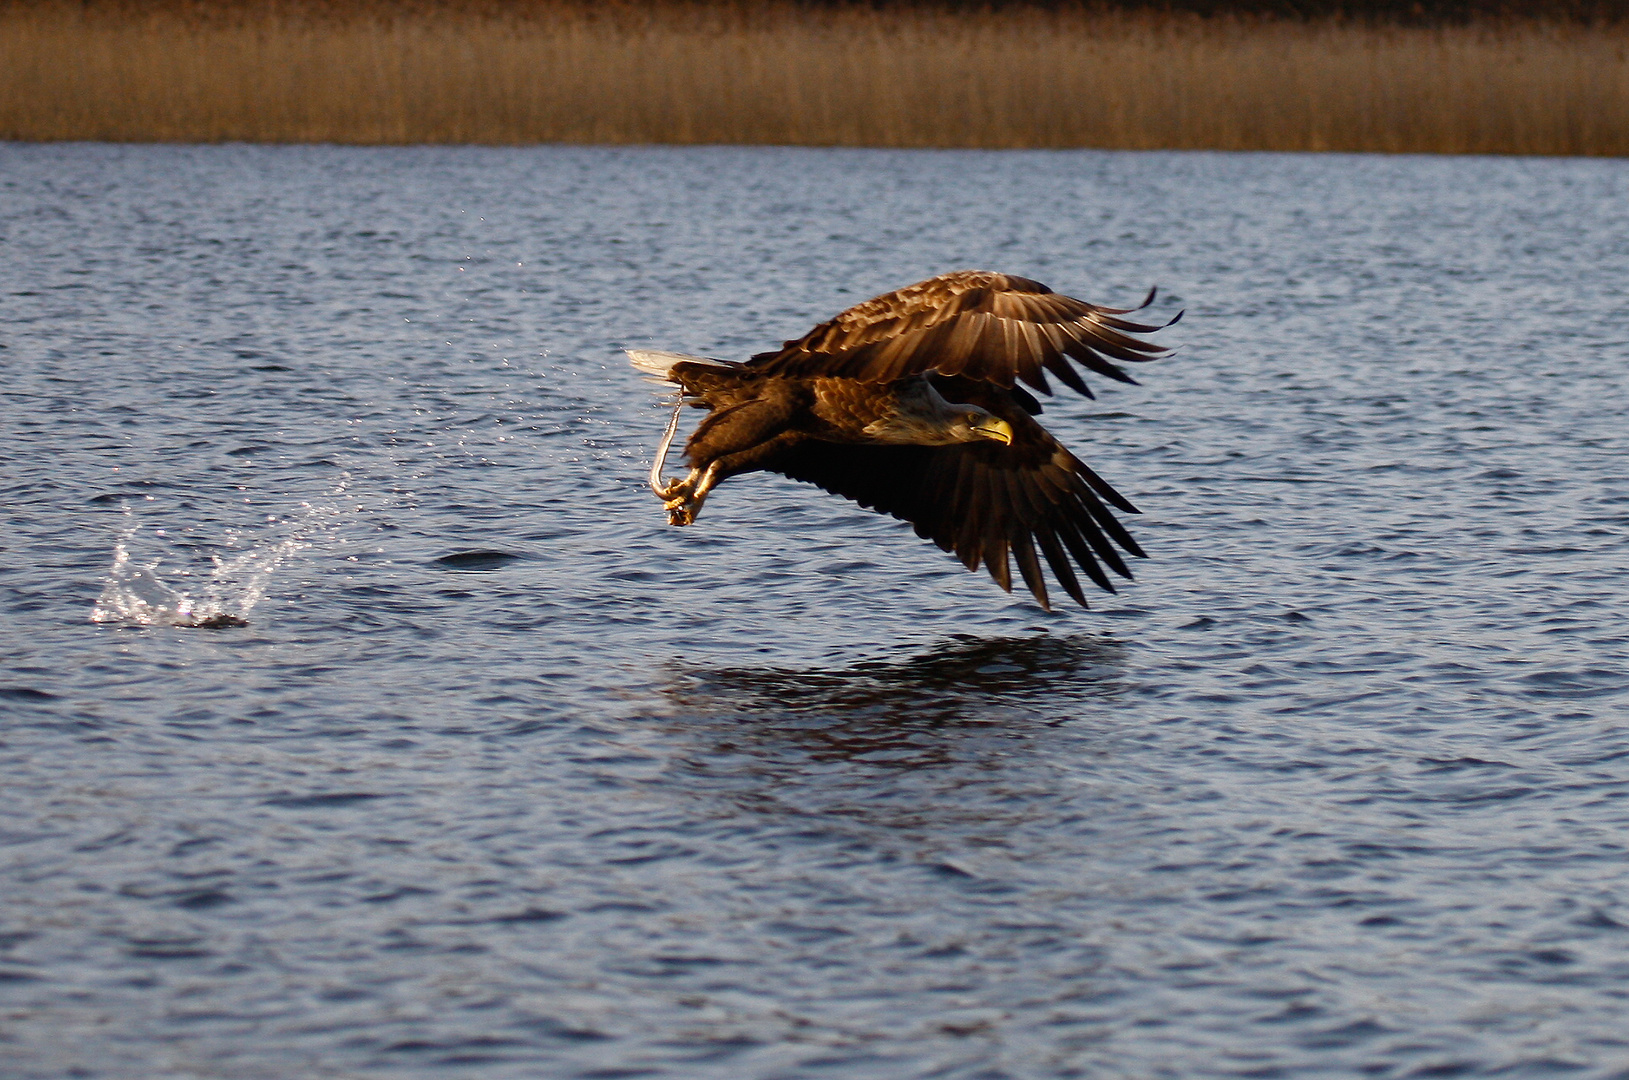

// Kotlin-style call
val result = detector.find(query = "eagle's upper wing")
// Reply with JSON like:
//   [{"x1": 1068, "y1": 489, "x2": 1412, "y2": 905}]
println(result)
[
  {"x1": 760, "y1": 390, "x2": 1145, "y2": 611},
  {"x1": 745, "y1": 270, "x2": 1176, "y2": 400}
]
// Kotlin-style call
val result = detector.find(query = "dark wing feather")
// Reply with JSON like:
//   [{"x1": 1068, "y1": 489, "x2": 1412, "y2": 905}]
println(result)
[
  {"x1": 747, "y1": 270, "x2": 1175, "y2": 400},
  {"x1": 758, "y1": 393, "x2": 1142, "y2": 611}
]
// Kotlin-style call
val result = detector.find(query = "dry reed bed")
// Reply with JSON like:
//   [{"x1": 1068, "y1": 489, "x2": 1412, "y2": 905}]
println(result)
[{"x1": 3, "y1": 1, "x2": 1628, "y2": 152}]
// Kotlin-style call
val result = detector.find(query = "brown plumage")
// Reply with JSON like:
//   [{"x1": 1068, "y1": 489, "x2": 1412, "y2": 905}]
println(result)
[{"x1": 629, "y1": 270, "x2": 1178, "y2": 610}]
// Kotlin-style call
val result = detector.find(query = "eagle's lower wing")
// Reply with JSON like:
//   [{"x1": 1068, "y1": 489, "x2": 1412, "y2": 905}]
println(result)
[
  {"x1": 762, "y1": 411, "x2": 1145, "y2": 611},
  {"x1": 745, "y1": 270, "x2": 1175, "y2": 401}
]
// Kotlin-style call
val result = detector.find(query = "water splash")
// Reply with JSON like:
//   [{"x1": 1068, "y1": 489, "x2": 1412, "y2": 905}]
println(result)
[{"x1": 90, "y1": 485, "x2": 346, "y2": 628}]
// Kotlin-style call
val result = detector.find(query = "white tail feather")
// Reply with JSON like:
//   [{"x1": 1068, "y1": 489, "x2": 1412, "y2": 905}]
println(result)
[{"x1": 625, "y1": 349, "x2": 733, "y2": 383}]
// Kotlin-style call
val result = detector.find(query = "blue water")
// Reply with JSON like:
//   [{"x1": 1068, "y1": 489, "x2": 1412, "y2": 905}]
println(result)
[{"x1": 3, "y1": 143, "x2": 1629, "y2": 1079}]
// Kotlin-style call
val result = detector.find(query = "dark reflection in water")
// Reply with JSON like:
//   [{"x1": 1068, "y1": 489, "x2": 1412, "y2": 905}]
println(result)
[
  {"x1": 649, "y1": 634, "x2": 1130, "y2": 836},
  {"x1": 661, "y1": 632, "x2": 1124, "y2": 734},
  {"x1": 641, "y1": 635, "x2": 1127, "y2": 853}
]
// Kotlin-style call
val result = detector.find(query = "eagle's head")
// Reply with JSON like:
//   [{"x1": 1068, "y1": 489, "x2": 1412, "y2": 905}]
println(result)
[
  {"x1": 946, "y1": 406, "x2": 1014, "y2": 446},
  {"x1": 865, "y1": 379, "x2": 1015, "y2": 447}
]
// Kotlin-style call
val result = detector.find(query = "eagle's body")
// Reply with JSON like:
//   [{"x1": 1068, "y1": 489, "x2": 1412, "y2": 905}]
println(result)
[{"x1": 629, "y1": 270, "x2": 1176, "y2": 610}]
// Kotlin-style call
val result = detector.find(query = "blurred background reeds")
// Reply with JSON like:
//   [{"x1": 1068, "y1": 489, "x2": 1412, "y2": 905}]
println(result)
[{"x1": 3, "y1": 0, "x2": 1627, "y2": 152}]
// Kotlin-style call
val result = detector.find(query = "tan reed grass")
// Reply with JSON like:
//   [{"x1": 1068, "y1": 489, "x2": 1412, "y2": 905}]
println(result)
[{"x1": 3, "y1": 1, "x2": 1628, "y2": 153}]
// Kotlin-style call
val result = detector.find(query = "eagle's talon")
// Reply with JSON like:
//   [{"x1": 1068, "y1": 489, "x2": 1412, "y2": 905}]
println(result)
[
  {"x1": 664, "y1": 490, "x2": 705, "y2": 526},
  {"x1": 665, "y1": 496, "x2": 699, "y2": 526}
]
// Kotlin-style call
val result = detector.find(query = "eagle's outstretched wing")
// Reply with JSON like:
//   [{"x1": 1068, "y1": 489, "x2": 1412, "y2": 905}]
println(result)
[
  {"x1": 762, "y1": 388, "x2": 1145, "y2": 611},
  {"x1": 746, "y1": 270, "x2": 1177, "y2": 400}
]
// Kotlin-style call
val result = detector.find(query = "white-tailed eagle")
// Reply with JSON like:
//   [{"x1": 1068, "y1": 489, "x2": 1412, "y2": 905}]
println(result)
[{"x1": 628, "y1": 270, "x2": 1177, "y2": 610}]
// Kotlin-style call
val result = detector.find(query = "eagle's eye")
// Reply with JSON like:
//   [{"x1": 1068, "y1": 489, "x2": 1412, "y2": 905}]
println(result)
[{"x1": 966, "y1": 413, "x2": 982, "y2": 425}]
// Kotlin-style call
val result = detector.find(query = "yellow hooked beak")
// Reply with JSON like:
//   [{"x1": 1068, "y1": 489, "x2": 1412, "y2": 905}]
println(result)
[{"x1": 973, "y1": 416, "x2": 1014, "y2": 446}]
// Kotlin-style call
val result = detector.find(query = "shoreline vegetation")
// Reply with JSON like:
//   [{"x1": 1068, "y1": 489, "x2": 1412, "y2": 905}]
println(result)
[{"x1": 3, "y1": 1, "x2": 1629, "y2": 153}]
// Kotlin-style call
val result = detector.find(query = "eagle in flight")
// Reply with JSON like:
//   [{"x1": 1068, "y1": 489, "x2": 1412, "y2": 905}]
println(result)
[{"x1": 628, "y1": 270, "x2": 1177, "y2": 610}]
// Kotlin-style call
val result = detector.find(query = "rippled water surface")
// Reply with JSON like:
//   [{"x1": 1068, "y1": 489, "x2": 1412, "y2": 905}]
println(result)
[{"x1": 4, "y1": 144, "x2": 1629, "y2": 1079}]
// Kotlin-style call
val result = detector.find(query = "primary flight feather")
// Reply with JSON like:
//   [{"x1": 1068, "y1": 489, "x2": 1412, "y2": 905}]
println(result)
[{"x1": 629, "y1": 270, "x2": 1177, "y2": 610}]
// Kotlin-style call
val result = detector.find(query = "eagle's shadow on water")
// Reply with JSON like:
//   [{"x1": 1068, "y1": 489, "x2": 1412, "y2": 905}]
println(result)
[{"x1": 655, "y1": 632, "x2": 1128, "y2": 770}]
